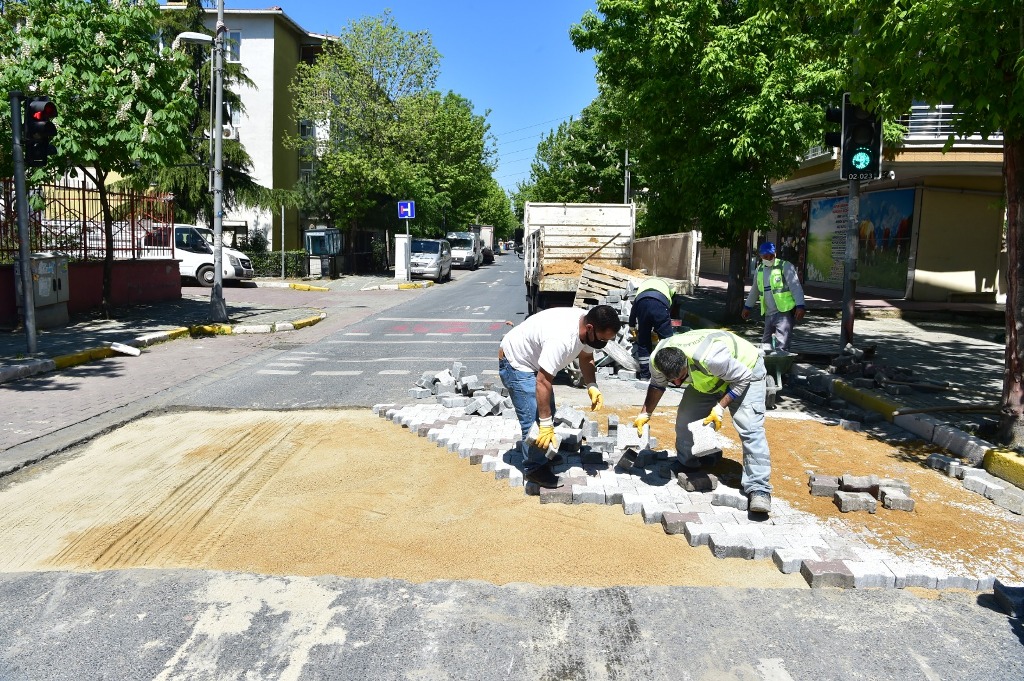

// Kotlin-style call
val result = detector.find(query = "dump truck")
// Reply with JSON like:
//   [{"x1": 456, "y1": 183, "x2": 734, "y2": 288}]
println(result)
[{"x1": 523, "y1": 202, "x2": 636, "y2": 315}]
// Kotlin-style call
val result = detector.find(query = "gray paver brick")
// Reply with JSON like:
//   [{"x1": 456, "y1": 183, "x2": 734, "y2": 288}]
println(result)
[
  {"x1": 880, "y1": 488, "x2": 915, "y2": 511},
  {"x1": 711, "y1": 487, "x2": 748, "y2": 511},
  {"x1": 539, "y1": 485, "x2": 573, "y2": 504},
  {"x1": 800, "y1": 559, "x2": 856, "y2": 589},
  {"x1": 572, "y1": 484, "x2": 605, "y2": 505},
  {"x1": 708, "y1": 533, "x2": 755, "y2": 560},
  {"x1": 847, "y1": 560, "x2": 897, "y2": 589},
  {"x1": 621, "y1": 493, "x2": 644, "y2": 515},
  {"x1": 839, "y1": 474, "x2": 877, "y2": 493},
  {"x1": 833, "y1": 490, "x2": 877, "y2": 513},
  {"x1": 772, "y1": 547, "x2": 819, "y2": 574},
  {"x1": 677, "y1": 470, "x2": 718, "y2": 492}
]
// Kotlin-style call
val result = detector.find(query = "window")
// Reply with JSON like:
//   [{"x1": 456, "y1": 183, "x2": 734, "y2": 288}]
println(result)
[
  {"x1": 299, "y1": 159, "x2": 314, "y2": 183},
  {"x1": 299, "y1": 120, "x2": 315, "y2": 138},
  {"x1": 225, "y1": 30, "x2": 241, "y2": 63}
]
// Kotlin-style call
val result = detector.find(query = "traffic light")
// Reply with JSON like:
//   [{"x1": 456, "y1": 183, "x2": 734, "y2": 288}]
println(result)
[
  {"x1": 22, "y1": 95, "x2": 58, "y2": 167},
  {"x1": 824, "y1": 102, "x2": 843, "y2": 149},
  {"x1": 839, "y1": 93, "x2": 882, "y2": 181}
]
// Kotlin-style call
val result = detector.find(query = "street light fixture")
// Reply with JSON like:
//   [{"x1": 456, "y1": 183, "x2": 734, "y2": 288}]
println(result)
[{"x1": 174, "y1": 5, "x2": 227, "y2": 322}]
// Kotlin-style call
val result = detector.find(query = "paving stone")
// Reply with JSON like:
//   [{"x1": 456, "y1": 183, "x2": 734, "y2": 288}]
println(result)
[
  {"x1": 992, "y1": 487, "x2": 1024, "y2": 515},
  {"x1": 641, "y1": 502, "x2": 677, "y2": 524},
  {"x1": 555, "y1": 405, "x2": 586, "y2": 429},
  {"x1": 572, "y1": 484, "x2": 605, "y2": 505},
  {"x1": 772, "y1": 547, "x2": 820, "y2": 574},
  {"x1": 993, "y1": 579, "x2": 1024, "y2": 618},
  {"x1": 847, "y1": 560, "x2": 897, "y2": 589},
  {"x1": 708, "y1": 533, "x2": 755, "y2": 560},
  {"x1": 711, "y1": 487, "x2": 748, "y2": 511},
  {"x1": 539, "y1": 485, "x2": 573, "y2": 504},
  {"x1": 937, "y1": 573, "x2": 982, "y2": 591},
  {"x1": 588, "y1": 436, "x2": 617, "y2": 454},
  {"x1": 833, "y1": 491, "x2": 877, "y2": 513},
  {"x1": 617, "y1": 423, "x2": 649, "y2": 450},
  {"x1": 603, "y1": 486, "x2": 628, "y2": 505},
  {"x1": 677, "y1": 470, "x2": 719, "y2": 492},
  {"x1": 800, "y1": 559, "x2": 856, "y2": 589},
  {"x1": 686, "y1": 418, "x2": 720, "y2": 458},
  {"x1": 808, "y1": 474, "x2": 841, "y2": 497},
  {"x1": 881, "y1": 560, "x2": 940, "y2": 589},
  {"x1": 869, "y1": 479, "x2": 912, "y2": 498},
  {"x1": 661, "y1": 511, "x2": 701, "y2": 535},
  {"x1": 880, "y1": 488, "x2": 915, "y2": 511},
  {"x1": 507, "y1": 470, "x2": 524, "y2": 487},
  {"x1": 441, "y1": 396, "x2": 471, "y2": 408},
  {"x1": 524, "y1": 481, "x2": 540, "y2": 496},
  {"x1": 582, "y1": 420, "x2": 600, "y2": 439},
  {"x1": 607, "y1": 414, "x2": 619, "y2": 431},
  {"x1": 962, "y1": 470, "x2": 1004, "y2": 498},
  {"x1": 621, "y1": 493, "x2": 644, "y2": 515},
  {"x1": 839, "y1": 474, "x2": 877, "y2": 493},
  {"x1": 839, "y1": 419, "x2": 862, "y2": 432}
]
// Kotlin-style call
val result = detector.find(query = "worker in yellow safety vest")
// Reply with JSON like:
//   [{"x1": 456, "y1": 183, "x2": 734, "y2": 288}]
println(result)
[
  {"x1": 742, "y1": 242, "x2": 805, "y2": 352},
  {"x1": 633, "y1": 328, "x2": 773, "y2": 514},
  {"x1": 628, "y1": 277, "x2": 677, "y2": 380}
]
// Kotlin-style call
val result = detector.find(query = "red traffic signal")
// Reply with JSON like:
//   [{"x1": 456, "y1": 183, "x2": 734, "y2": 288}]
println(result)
[{"x1": 22, "y1": 95, "x2": 58, "y2": 167}]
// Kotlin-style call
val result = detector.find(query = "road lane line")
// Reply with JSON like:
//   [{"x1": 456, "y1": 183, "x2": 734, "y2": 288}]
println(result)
[
  {"x1": 379, "y1": 370, "x2": 411, "y2": 375},
  {"x1": 312, "y1": 371, "x2": 364, "y2": 376},
  {"x1": 425, "y1": 333, "x2": 452, "y2": 336},
  {"x1": 257, "y1": 370, "x2": 300, "y2": 375},
  {"x1": 377, "y1": 317, "x2": 508, "y2": 323},
  {"x1": 327, "y1": 340, "x2": 496, "y2": 345},
  {"x1": 264, "y1": 363, "x2": 305, "y2": 368},
  {"x1": 344, "y1": 332, "x2": 371, "y2": 336}
]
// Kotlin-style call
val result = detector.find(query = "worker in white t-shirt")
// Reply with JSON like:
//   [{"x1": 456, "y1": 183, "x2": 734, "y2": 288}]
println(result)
[{"x1": 498, "y1": 304, "x2": 622, "y2": 488}]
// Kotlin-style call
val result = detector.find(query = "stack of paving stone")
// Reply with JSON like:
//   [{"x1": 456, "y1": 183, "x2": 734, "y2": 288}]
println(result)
[
  {"x1": 927, "y1": 453, "x2": 1024, "y2": 515},
  {"x1": 373, "y1": 398, "x2": 1005, "y2": 592},
  {"x1": 408, "y1": 361, "x2": 516, "y2": 418},
  {"x1": 808, "y1": 472, "x2": 915, "y2": 512}
]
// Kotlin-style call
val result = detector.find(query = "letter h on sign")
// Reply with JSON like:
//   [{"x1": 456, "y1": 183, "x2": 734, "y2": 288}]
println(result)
[{"x1": 398, "y1": 201, "x2": 415, "y2": 219}]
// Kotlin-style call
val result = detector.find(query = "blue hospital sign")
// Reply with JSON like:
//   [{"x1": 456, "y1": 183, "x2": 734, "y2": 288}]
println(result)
[{"x1": 398, "y1": 201, "x2": 415, "y2": 219}]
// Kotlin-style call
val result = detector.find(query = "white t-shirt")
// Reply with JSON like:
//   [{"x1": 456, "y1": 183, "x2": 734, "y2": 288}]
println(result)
[{"x1": 500, "y1": 307, "x2": 593, "y2": 375}]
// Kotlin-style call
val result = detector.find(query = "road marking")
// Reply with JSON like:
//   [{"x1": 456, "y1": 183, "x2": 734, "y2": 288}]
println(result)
[
  {"x1": 379, "y1": 370, "x2": 411, "y2": 375},
  {"x1": 344, "y1": 332, "x2": 370, "y2": 336},
  {"x1": 463, "y1": 334, "x2": 492, "y2": 337},
  {"x1": 377, "y1": 317, "x2": 508, "y2": 323},
  {"x1": 265, "y1": 363, "x2": 304, "y2": 368},
  {"x1": 312, "y1": 371, "x2": 363, "y2": 376},
  {"x1": 257, "y1": 370, "x2": 300, "y2": 375},
  {"x1": 425, "y1": 333, "x2": 451, "y2": 336},
  {"x1": 756, "y1": 659, "x2": 796, "y2": 681},
  {"x1": 384, "y1": 333, "x2": 414, "y2": 337}
]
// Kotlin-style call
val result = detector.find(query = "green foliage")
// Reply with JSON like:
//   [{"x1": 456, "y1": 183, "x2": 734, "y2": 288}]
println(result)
[
  {"x1": 570, "y1": 0, "x2": 844, "y2": 246},
  {"x1": 243, "y1": 249, "x2": 306, "y2": 278}
]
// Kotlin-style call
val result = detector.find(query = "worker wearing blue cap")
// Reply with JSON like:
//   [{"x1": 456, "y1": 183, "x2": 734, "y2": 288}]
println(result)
[{"x1": 742, "y1": 241, "x2": 805, "y2": 352}]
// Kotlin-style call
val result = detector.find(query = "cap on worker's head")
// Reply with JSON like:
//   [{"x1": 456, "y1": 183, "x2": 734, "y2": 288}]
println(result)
[{"x1": 759, "y1": 242, "x2": 776, "y2": 256}]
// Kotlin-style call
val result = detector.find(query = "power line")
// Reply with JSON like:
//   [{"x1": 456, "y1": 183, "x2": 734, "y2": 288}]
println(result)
[{"x1": 493, "y1": 114, "x2": 575, "y2": 138}]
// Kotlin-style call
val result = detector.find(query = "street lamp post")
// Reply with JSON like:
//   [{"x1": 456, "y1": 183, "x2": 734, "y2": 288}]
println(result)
[{"x1": 173, "y1": 4, "x2": 227, "y2": 322}]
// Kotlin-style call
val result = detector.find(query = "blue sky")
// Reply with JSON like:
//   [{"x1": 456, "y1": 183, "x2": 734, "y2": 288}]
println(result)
[{"x1": 262, "y1": 1, "x2": 601, "y2": 195}]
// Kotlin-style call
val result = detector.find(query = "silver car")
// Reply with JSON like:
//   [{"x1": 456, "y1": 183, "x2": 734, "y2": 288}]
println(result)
[{"x1": 410, "y1": 238, "x2": 452, "y2": 282}]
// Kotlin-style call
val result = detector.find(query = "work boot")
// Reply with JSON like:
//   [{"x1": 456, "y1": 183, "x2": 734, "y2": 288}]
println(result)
[
  {"x1": 748, "y1": 491, "x2": 772, "y2": 514},
  {"x1": 524, "y1": 463, "x2": 560, "y2": 488}
]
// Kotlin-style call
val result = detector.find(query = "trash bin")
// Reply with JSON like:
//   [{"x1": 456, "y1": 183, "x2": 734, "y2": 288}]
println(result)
[
  {"x1": 304, "y1": 227, "x2": 343, "y2": 280},
  {"x1": 320, "y1": 254, "x2": 338, "y2": 279}
]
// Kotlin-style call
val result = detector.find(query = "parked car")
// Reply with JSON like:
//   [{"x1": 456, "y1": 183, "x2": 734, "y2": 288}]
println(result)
[
  {"x1": 410, "y1": 238, "x2": 452, "y2": 282},
  {"x1": 139, "y1": 224, "x2": 254, "y2": 286},
  {"x1": 446, "y1": 231, "x2": 483, "y2": 269}
]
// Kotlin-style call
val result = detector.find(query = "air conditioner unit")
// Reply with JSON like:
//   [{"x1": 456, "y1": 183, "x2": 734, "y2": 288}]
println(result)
[{"x1": 222, "y1": 125, "x2": 238, "y2": 140}]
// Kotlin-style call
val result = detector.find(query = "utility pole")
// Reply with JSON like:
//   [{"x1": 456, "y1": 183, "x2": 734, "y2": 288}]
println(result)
[
  {"x1": 9, "y1": 91, "x2": 37, "y2": 354},
  {"x1": 209, "y1": 0, "x2": 228, "y2": 322},
  {"x1": 839, "y1": 179, "x2": 859, "y2": 349}
]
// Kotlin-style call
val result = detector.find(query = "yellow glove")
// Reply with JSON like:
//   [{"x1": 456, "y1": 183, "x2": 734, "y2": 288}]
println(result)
[
  {"x1": 536, "y1": 417, "x2": 556, "y2": 449},
  {"x1": 702, "y1": 403, "x2": 725, "y2": 431},
  {"x1": 587, "y1": 384, "x2": 603, "y2": 411},
  {"x1": 634, "y1": 412, "x2": 650, "y2": 437},
  {"x1": 628, "y1": 326, "x2": 638, "y2": 341}
]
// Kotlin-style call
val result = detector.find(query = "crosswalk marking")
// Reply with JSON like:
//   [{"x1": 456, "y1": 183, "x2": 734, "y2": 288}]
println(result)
[
  {"x1": 312, "y1": 371, "x2": 364, "y2": 376},
  {"x1": 379, "y1": 369, "x2": 411, "y2": 375},
  {"x1": 344, "y1": 332, "x2": 370, "y2": 336},
  {"x1": 265, "y1": 363, "x2": 304, "y2": 368},
  {"x1": 257, "y1": 370, "x2": 300, "y2": 375},
  {"x1": 464, "y1": 333, "x2": 492, "y2": 337}
]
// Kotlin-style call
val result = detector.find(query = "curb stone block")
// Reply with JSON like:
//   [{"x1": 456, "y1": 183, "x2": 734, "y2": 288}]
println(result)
[
  {"x1": 847, "y1": 560, "x2": 897, "y2": 589},
  {"x1": 882, "y1": 560, "x2": 940, "y2": 589},
  {"x1": 833, "y1": 491, "x2": 877, "y2": 513},
  {"x1": 992, "y1": 487, "x2": 1024, "y2": 515},
  {"x1": 933, "y1": 425, "x2": 992, "y2": 465},
  {"x1": 800, "y1": 559, "x2": 856, "y2": 588}
]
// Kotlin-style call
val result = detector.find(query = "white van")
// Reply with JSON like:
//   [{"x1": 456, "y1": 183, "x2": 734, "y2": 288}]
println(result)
[
  {"x1": 445, "y1": 231, "x2": 483, "y2": 269},
  {"x1": 141, "y1": 224, "x2": 254, "y2": 286}
]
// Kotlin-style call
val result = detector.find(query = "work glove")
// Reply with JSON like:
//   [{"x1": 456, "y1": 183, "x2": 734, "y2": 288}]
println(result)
[
  {"x1": 794, "y1": 306, "x2": 806, "y2": 322},
  {"x1": 741, "y1": 307, "x2": 752, "y2": 321},
  {"x1": 628, "y1": 326, "x2": 638, "y2": 341},
  {"x1": 536, "y1": 417, "x2": 556, "y2": 449},
  {"x1": 634, "y1": 412, "x2": 650, "y2": 437},
  {"x1": 587, "y1": 384, "x2": 603, "y2": 411},
  {"x1": 702, "y1": 403, "x2": 726, "y2": 431}
]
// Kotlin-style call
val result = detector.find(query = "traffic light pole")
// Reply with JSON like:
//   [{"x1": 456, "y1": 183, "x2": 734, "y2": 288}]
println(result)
[
  {"x1": 9, "y1": 91, "x2": 37, "y2": 355},
  {"x1": 839, "y1": 178, "x2": 860, "y2": 350},
  {"x1": 209, "y1": 0, "x2": 228, "y2": 323}
]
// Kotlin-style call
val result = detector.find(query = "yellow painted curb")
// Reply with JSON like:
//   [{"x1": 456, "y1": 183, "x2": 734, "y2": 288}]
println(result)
[
  {"x1": 832, "y1": 380, "x2": 902, "y2": 422},
  {"x1": 189, "y1": 324, "x2": 233, "y2": 336},
  {"x1": 291, "y1": 315, "x2": 324, "y2": 330},
  {"x1": 983, "y1": 448, "x2": 1024, "y2": 489},
  {"x1": 398, "y1": 281, "x2": 433, "y2": 289},
  {"x1": 290, "y1": 283, "x2": 330, "y2": 292},
  {"x1": 54, "y1": 347, "x2": 115, "y2": 369},
  {"x1": 164, "y1": 328, "x2": 191, "y2": 341}
]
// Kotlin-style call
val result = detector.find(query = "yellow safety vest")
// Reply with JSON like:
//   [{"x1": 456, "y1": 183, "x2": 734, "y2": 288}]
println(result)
[
  {"x1": 755, "y1": 259, "x2": 796, "y2": 314},
  {"x1": 652, "y1": 329, "x2": 759, "y2": 394},
  {"x1": 636, "y1": 278, "x2": 673, "y2": 302}
]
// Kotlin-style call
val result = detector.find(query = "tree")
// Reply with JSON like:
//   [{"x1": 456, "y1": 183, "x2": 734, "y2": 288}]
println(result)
[
  {"x1": 571, "y1": 1, "x2": 844, "y2": 317},
  {"x1": 809, "y1": 0, "x2": 1024, "y2": 445},
  {"x1": 0, "y1": 0, "x2": 197, "y2": 309},
  {"x1": 290, "y1": 11, "x2": 441, "y2": 232},
  {"x1": 121, "y1": 0, "x2": 286, "y2": 231}
]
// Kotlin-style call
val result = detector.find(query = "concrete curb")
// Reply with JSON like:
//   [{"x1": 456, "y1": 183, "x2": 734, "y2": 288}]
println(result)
[
  {"x1": 253, "y1": 281, "x2": 330, "y2": 292},
  {"x1": 361, "y1": 281, "x2": 435, "y2": 291},
  {"x1": 0, "y1": 312, "x2": 326, "y2": 386}
]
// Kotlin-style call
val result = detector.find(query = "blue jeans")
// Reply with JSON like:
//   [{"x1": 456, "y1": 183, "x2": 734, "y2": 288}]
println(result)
[
  {"x1": 498, "y1": 357, "x2": 555, "y2": 474},
  {"x1": 673, "y1": 357, "x2": 772, "y2": 495}
]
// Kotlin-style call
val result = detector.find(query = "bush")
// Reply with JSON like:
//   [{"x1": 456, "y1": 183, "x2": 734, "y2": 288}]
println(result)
[{"x1": 243, "y1": 250, "x2": 307, "y2": 278}]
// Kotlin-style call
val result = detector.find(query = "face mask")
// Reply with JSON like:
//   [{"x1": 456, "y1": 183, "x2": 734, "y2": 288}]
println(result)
[{"x1": 586, "y1": 328, "x2": 609, "y2": 350}]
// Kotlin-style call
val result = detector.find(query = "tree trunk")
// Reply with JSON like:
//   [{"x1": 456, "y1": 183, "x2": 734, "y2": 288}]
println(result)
[
  {"x1": 97, "y1": 170, "x2": 114, "y2": 316},
  {"x1": 724, "y1": 230, "x2": 750, "y2": 322},
  {"x1": 997, "y1": 137, "x2": 1024, "y2": 446}
]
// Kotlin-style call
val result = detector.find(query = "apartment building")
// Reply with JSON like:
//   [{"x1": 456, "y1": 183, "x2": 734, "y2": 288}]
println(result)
[{"x1": 162, "y1": 2, "x2": 327, "y2": 251}]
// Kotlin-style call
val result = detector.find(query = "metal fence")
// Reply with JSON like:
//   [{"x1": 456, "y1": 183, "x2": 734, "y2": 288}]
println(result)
[{"x1": 0, "y1": 179, "x2": 175, "y2": 263}]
